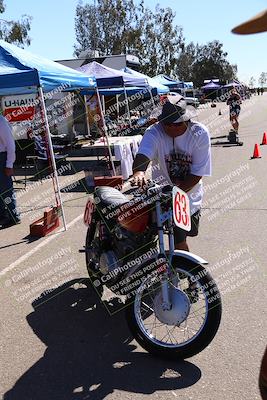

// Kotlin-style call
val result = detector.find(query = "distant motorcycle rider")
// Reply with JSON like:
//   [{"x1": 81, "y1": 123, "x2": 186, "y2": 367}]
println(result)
[{"x1": 226, "y1": 88, "x2": 242, "y2": 132}]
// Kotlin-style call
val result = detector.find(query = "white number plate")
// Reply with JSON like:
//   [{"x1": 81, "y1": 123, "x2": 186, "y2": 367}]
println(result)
[{"x1": 172, "y1": 186, "x2": 191, "y2": 231}]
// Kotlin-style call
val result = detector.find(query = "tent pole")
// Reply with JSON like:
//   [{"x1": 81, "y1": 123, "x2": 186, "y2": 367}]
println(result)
[
  {"x1": 123, "y1": 85, "x2": 132, "y2": 128},
  {"x1": 145, "y1": 77, "x2": 155, "y2": 108},
  {"x1": 38, "y1": 86, "x2": 67, "y2": 232},
  {"x1": 84, "y1": 95, "x2": 91, "y2": 136},
  {"x1": 148, "y1": 88, "x2": 155, "y2": 107},
  {"x1": 116, "y1": 94, "x2": 120, "y2": 118},
  {"x1": 96, "y1": 88, "x2": 116, "y2": 176},
  {"x1": 102, "y1": 95, "x2": 105, "y2": 115}
]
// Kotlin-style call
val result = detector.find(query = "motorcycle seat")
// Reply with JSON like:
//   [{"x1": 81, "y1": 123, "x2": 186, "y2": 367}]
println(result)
[{"x1": 94, "y1": 186, "x2": 129, "y2": 208}]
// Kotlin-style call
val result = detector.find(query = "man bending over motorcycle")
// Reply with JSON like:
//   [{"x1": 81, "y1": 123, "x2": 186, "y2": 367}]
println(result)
[{"x1": 132, "y1": 94, "x2": 211, "y2": 252}]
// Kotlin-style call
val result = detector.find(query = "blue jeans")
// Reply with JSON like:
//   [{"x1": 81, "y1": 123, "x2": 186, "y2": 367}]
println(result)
[{"x1": 0, "y1": 152, "x2": 19, "y2": 221}]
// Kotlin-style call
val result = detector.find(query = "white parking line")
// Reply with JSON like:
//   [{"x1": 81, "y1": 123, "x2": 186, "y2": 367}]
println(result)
[{"x1": 0, "y1": 213, "x2": 83, "y2": 277}]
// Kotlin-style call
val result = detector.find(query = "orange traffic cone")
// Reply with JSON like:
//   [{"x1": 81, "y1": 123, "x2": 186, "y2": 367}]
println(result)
[
  {"x1": 251, "y1": 144, "x2": 262, "y2": 159},
  {"x1": 261, "y1": 132, "x2": 267, "y2": 145}
]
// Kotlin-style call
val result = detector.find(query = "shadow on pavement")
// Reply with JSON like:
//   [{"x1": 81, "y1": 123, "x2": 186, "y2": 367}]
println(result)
[
  {"x1": 4, "y1": 279, "x2": 201, "y2": 400},
  {"x1": 0, "y1": 234, "x2": 40, "y2": 247}
]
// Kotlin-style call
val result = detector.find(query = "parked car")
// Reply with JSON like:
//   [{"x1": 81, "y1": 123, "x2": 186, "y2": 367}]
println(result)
[
  {"x1": 167, "y1": 91, "x2": 200, "y2": 108},
  {"x1": 184, "y1": 96, "x2": 200, "y2": 108}
]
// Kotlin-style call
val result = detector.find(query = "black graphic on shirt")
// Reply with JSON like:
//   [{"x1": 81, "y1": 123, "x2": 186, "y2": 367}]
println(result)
[{"x1": 165, "y1": 150, "x2": 192, "y2": 181}]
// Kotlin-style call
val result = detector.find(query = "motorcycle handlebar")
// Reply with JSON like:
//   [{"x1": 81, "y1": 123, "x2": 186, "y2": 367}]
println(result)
[{"x1": 126, "y1": 179, "x2": 173, "y2": 199}]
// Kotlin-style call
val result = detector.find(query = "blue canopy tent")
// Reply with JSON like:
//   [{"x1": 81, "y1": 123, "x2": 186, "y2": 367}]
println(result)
[
  {"x1": 81, "y1": 86, "x2": 157, "y2": 96},
  {"x1": 180, "y1": 81, "x2": 194, "y2": 89},
  {"x1": 152, "y1": 74, "x2": 183, "y2": 91},
  {"x1": 0, "y1": 40, "x2": 97, "y2": 230},
  {"x1": 201, "y1": 81, "x2": 222, "y2": 101},
  {"x1": 0, "y1": 40, "x2": 96, "y2": 95},
  {"x1": 223, "y1": 79, "x2": 242, "y2": 89},
  {"x1": 201, "y1": 81, "x2": 221, "y2": 90},
  {"x1": 122, "y1": 67, "x2": 169, "y2": 95}
]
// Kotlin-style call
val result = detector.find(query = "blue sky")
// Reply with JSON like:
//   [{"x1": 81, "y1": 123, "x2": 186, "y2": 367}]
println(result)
[{"x1": 2, "y1": 0, "x2": 267, "y2": 85}]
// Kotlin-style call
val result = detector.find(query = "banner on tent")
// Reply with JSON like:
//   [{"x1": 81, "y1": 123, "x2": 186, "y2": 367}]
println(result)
[
  {"x1": 2, "y1": 94, "x2": 37, "y2": 122},
  {"x1": 86, "y1": 94, "x2": 103, "y2": 131}
]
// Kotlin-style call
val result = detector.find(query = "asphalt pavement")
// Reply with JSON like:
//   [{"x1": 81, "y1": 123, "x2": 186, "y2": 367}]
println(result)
[{"x1": 0, "y1": 94, "x2": 266, "y2": 400}]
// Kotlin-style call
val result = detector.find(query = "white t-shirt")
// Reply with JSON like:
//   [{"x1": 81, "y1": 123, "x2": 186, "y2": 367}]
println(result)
[{"x1": 137, "y1": 121, "x2": 211, "y2": 215}]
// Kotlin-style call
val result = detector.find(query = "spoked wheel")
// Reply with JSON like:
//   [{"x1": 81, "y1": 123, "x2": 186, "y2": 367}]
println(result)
[
  {"x1": 125, "y1": 259, "x2": 222, "y2": 359},
  {"x1": 85, "y1": 220, "x2": 104, "y2": 298}
]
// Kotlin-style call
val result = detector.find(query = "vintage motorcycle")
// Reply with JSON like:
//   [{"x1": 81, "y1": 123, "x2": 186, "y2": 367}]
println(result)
[{"x1": 84, "y1": 182, "x2": 222, "y2": 359}]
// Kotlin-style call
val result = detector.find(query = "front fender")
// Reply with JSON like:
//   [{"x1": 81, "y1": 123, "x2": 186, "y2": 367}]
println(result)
[{"x1": 171, "y1": 250, "x2": 208, "y2": 265}]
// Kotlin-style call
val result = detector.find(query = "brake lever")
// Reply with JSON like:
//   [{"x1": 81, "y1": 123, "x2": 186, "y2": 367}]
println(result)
[{"x1": 146, "y1": 183, "x2": 163, "y2": 196}]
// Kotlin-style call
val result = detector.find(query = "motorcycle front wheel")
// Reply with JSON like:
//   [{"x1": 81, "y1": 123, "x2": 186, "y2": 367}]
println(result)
[
  {"x1": 85, "y1": 219, "x2": 104, "y2": 298},
  {"x1": 125, "y1": 258, "x2": 222, "y2": 359}
]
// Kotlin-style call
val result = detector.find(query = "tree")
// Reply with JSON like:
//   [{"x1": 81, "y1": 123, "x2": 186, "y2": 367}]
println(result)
[
  {"x1": 74, "y1": 0, "x2": 184, "y2": 76},
  {"x1": 189, "y1": 41, "x2": 237, "y2": 87},
  {"x1": 74, "y1": 3, "x2": 237, "y2": 84},
  {"x1": 74, "y1": 0, "x2": 142, "y2": 56},
  {"x1": 176, "y1": 40, "x2": 237, "y2": 87},
  {"x1": 175, "y1": 42, "x2": 197, "y2": 81},
  {"x1": 258, "y1": 72, "x2": 267, "y2": 87},
  {"x1": 249, "y1": 76, "x2": 255, "y2": 88},
  {"x1": 137, "y1": 4, "x2": 184, "y2": 76},
  {"x1": 0, "y1": 1, "x2": 32, "y2": 46}
]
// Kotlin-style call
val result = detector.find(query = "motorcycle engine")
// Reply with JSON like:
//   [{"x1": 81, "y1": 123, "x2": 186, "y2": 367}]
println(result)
[
  {"x1": 98, "y1": 223, "x2": 156, "y2": 285},
  {"x1": 99, "y1": 251, "x2": 120, "y2": 276}
]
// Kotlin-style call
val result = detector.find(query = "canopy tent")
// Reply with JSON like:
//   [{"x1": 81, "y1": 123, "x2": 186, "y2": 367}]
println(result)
[
  {"x1": 0, "y1": 40, "x2": 97, "y2": 231},
  {"x1": 223, "y1": 79, "x2": 242, "y2": 88},
  {"x1": 122, "y1": 67, "x2": 169, "y2": 94},
  {"x1": 0, "y1": 40, "x2": 96, "y2": 95},
  {"x1": 201, "y1": 81, "x2": 222, "y2": 90},
  {"x1": 152, "y1": 74, "x2": 183, "y2": 90},
  {"x1": 78, "y1": 61, "x2": 153, "y2": 136},
  {"x1": 180, "y1": 81, "x2": 194, "y2": 89},
  {"x1": 201, "y1": 81, "x2": 222, "y2": 101},
  {"x1": 80, "y1": 86, "x2": 157, "y2": 96},
  {"x1": 78, "y1": 61, "x2": 148, "y2": 88}
]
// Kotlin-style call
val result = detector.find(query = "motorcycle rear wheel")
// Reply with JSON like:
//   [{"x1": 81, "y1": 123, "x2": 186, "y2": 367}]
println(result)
[{"x1": 125, "y1": 259, "x2": 222, "y2": 359}]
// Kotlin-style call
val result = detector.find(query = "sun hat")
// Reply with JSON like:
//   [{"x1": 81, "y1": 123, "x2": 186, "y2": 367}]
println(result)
[
  {"x1": 158, "y1": 94, "x2": 197, "y2": 124},
  {"x1": 232, "y1": 9, "x2": 267, "y2": 34}
]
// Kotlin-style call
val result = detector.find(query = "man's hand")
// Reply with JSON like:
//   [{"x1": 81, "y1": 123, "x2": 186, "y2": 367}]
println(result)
[
  {"x1": 132, "y1": 154, "x2": 150, "y2": 188},
  {"x1": 4, "y1": 167, "x2": 14, "y2": 176},
  {"x1": 130, "y1": 171, "x2": 148, "y2": 188}
]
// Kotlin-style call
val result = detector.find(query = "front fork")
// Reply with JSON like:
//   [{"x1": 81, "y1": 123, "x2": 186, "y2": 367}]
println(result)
[{"x1": 155, "y1": 200, "x2": 175, "y2": 310}]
